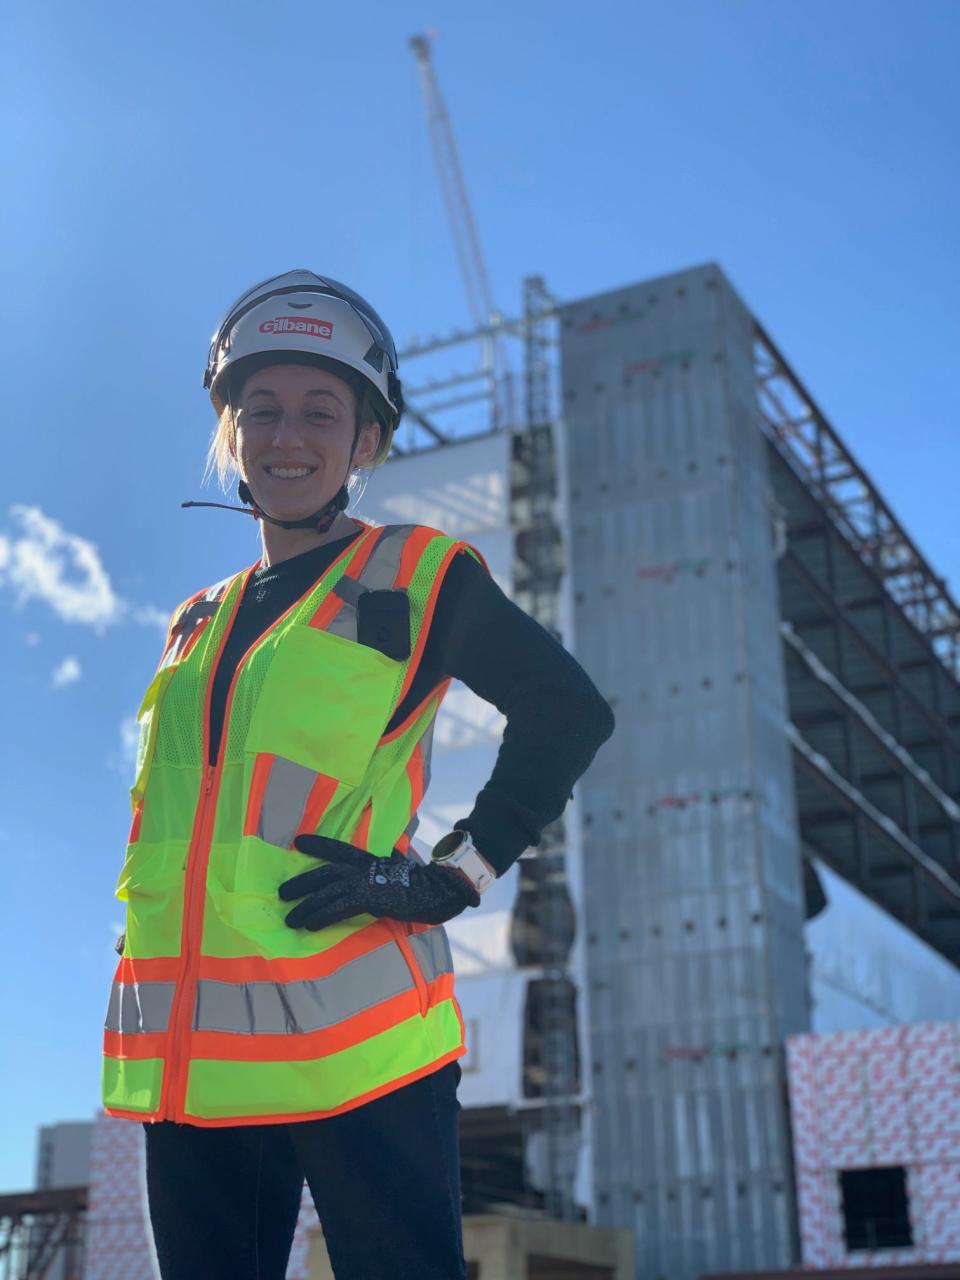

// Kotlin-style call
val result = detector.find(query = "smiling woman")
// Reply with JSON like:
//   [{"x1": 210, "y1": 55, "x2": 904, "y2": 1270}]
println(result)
[{"x1": 104, "y1": 268, "x2": 615, "y2": 1280}]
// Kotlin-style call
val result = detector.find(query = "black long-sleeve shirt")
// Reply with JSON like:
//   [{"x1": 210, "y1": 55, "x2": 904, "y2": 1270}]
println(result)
[{"x1": 208, "y1": 526, "x2": 615, "y2": 876}]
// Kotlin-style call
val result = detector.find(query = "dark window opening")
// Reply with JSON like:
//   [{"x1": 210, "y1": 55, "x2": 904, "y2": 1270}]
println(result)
[{"x1": 839, "y1": 1166, "x2": 913, "y2": 1251}]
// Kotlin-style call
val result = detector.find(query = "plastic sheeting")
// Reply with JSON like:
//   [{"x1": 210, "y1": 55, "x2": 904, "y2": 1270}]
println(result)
[
  {"x1": 805, "y1": 857, "x2": 960, "y2": 1031},
  {"x1": 455, "y1": 969, "x2": 529, "y2": 1109}
]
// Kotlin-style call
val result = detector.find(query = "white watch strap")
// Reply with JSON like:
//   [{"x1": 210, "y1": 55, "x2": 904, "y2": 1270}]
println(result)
[{"x1": 432, "y1": 831, "x2": 497, "y2": 895}]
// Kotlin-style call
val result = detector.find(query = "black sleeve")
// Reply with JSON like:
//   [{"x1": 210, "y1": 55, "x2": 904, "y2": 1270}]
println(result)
[{"x1": 424, "y1": 549, "x2": 616, "y2": 876}]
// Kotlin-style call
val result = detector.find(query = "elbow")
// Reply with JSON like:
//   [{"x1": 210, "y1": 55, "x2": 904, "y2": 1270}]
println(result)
[{"x1": 595, "y1": 696, "x2": 616, "y2": 743}]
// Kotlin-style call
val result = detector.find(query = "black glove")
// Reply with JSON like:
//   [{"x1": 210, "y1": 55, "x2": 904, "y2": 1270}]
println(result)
[{"x1": 279, "y1": 835, "x2": 481, "y2": 931}]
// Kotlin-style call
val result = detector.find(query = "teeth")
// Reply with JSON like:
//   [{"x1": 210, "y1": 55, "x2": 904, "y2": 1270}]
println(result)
[{"x1": 267, "y1": 467, "x2": 313, "y2": 479}]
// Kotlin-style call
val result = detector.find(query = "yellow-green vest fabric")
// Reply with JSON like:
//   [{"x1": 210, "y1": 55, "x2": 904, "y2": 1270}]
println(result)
[{"x1": 102, "y1": 520, "x2": 485, "y2": 1125}]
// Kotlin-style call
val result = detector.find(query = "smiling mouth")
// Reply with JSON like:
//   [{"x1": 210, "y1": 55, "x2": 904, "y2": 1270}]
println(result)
[{"x1": 264, "y1": 465, "x2": 317, "y2": 479}]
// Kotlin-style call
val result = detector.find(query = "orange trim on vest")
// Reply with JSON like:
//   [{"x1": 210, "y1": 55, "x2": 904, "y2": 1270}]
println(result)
[
  {"x1": 196, "y1": 919, "x2": 399, "y2": 984},
  {"x1": 389, "y1": 920, "x2": 430, "y2": 1017},
  {"x1": 393, "y1": 542, "x2": 465, "y2": 709},
  {"x1": 103, "y1": 1029, "x2": 168, "y2": 1060},
  {"x1": 128, "y1": 801, "x2": 143, "y2": 846},
  {"x1": 350, "y1": 799, "x2": 373, "y2": 851},
  {"x1": 406, "y1": 741, "x2": 426, "y2": 815},
  {"x1": 161, "y1": 591, "x2": 202, "y2": 661},
  {"x1": 307, "y1": 523, "x2": 384, "y2": 631},
  {"x1": 178, "y1": 616, "x2": 214, "y2": 663},
  {"x1": 243, "y1": 753, "x2": 275, "y2": 837},
  {"x1": 380, "y1": 679, "x2": 452, "y2": 746},
  {"x1": 110, "y1": 920, "x2": 437, "y2": 988},
  {"x1": 104, "y1": 1045, "x2": 466, "y2": 1128},
  {"x1": 299, "y1": 772, "x2": 339, "y2": 834},
  {"x1": 396, "y1": 526, "x2": 437, "y2": 588},
  {"x1": 115, "y1": 956, "x2": 182, "y2": 984}
]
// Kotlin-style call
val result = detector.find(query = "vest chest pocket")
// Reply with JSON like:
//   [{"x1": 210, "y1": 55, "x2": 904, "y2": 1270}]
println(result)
[{"x1": 245, "y1": 623, "x2": 402, "y2": 789}]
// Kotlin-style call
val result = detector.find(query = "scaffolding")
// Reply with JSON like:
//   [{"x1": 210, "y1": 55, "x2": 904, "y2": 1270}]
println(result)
[{"x1": 0, "y1": 1187, "x2": 86, "y2": 1280}]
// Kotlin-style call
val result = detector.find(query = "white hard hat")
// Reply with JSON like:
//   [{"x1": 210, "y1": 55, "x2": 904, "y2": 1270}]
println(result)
[{"x1": 204, "y1": 270, "x2": 403, "y2": 466}]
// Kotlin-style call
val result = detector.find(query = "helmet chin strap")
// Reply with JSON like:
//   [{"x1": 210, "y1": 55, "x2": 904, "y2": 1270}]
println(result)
[
  {"x1": 235, "y1": 477, "x2": 348, "y2": 531},
  {"x1": 182, "y1": 471, "x2": 352, "y2": 533}
]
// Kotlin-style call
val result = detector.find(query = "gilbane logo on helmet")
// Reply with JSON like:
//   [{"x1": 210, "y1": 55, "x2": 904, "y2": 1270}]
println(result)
[{"x1": 259, "y1": 316, "x2": 334, "y2": 340}]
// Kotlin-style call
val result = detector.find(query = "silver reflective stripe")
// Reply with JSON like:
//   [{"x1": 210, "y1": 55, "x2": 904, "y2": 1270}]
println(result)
[
  {"x1": 171, "y1": 599, "x2": 220, "y2": 636},
  {"x1": 258, "y1": 756, "x2": 318, "y2": 848},
  {"x1": 409, "y1": 926, "x2": 453, "y2": 983},
  {"x1": 327, "y1": 526, "x2": 417, "y2": 641},
  {"x1": 105, "y1": 981, "x2": 176, "y2": 1034},
  {"x1": 193, "y1": 927, "x2": 453, "y2": 1035},
  {"x1": 418, "y1": 717, "x2": 436, "y2": 796},
  {"x1": 354, "y1": 526, "x2": 414, "y2": 592},
  {"x1": 331, "y1": 576, "x2": 367, "y2": 609},
  {"x1": 326, "y1": 591, "x2": 359, "y2": 639}
]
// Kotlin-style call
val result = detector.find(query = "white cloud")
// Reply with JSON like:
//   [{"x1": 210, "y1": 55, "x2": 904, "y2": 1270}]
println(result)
[
  {"x1": 120, "y1": 716, "x2": 139, "y2": 767},
  {"x1": 51, "y1": 655, "x2": 82, "y2": 688},
  {"x1": 0, "y1": 505, "x2": 168, "y2": 633},
  {"x1": 129, "y1": 603, "x2": 170, "y2": 630},
  {"x1": 2, "y1": 505, "x2": 120, "y2": 629},
  {"x1": 107, "y1": 715, "x2": 140, "y2": 780}
]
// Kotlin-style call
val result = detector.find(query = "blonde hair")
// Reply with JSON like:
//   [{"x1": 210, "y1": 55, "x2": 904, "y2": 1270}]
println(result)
[{"x1": 203, "y1": 405, "x2": 238, "y2": 493}]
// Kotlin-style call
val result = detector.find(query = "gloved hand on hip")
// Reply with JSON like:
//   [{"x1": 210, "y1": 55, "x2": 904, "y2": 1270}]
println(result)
[{"x1": 279, "y1": 835, "x2": 481, "y2": 931}]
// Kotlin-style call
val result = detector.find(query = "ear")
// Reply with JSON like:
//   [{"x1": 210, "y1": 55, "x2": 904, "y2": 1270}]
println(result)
[{"x1": 353, "y1": 420, "x2": 381, "y2": 468}]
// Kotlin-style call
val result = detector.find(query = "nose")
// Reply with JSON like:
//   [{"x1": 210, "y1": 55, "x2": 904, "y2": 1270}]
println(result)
[{"x1": 271, "y1": 412, "x2": 306, "y2": 449}]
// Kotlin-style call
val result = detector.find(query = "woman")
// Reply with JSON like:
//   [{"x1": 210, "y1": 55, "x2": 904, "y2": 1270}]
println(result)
[{"x1": 103, "y1": 270, "x2": 615, "y2": 1280}]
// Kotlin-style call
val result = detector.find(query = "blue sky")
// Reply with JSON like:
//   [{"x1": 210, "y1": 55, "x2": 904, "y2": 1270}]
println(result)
[{"x1": 1, "y1": 0, "x2": 957, "y2": 1190}]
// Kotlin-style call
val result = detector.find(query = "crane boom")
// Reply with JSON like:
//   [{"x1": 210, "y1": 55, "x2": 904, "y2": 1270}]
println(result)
[
  {"x1": 409, "y1": 33, "x2": 495, "y2": 331},
  {"x1": 409, "y1": 32, "x2": 512, "y2": 429}
]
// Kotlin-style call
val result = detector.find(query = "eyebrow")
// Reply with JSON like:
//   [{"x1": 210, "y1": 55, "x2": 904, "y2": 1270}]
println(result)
[{"x1": 245, "y1": 388, "x2": 344, "y2": 406}]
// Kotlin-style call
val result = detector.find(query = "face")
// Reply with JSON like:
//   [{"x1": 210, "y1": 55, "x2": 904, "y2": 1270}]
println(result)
[{"x1": 232, "y1": 364, "x2": 380, "y2": 519}]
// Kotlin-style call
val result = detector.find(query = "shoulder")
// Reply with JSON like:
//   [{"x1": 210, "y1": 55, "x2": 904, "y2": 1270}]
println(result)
[
  {"x1": 167, "y1": 570, "x2": 243, "y2": 633},
  {"x1": 372, "y1": 522, "x2": 491, "y2": 577}
]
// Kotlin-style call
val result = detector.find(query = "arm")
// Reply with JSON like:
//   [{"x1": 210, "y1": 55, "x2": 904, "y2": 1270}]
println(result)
[{"x1": 428, "y1": 550, "x2": 616, "y2": 878}]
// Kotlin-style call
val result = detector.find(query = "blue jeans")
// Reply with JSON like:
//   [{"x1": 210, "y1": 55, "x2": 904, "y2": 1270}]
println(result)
[{"x1": 143, "y1": 1061, "x2": 466, "y2": 1280}]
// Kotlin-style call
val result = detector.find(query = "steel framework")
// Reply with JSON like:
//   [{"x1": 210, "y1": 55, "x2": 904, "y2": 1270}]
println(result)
[
  {"x1": 0, "y1": 1187, "x2": 86, "y2": 1280},
  {"x1": 754, "y1": 322, "x2": 960, "y2": 680}
]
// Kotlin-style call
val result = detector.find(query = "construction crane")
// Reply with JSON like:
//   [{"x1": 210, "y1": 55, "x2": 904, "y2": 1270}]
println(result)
[
  {"x1": 408, "y1": 32, "x2": 513, "y2": 430},
  {"x1": 408, "y1": 35, "x2": 577, "y2": 1223}
]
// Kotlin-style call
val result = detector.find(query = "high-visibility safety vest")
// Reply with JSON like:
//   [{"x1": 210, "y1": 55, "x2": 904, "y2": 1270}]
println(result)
[{"x1": 102, "y1": 520, "x2": 488, "y2": 1126}]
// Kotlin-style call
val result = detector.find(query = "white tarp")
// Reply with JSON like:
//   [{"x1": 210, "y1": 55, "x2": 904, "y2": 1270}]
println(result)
[
  {"x1": 455, "y1": 969, "x2": 530, "y2": 1109},
  {"x1": 805, "y1": 856, "x2": 960, "y2": 1031}
]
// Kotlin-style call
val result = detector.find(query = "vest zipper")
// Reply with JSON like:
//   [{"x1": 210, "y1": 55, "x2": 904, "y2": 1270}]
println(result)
[
  {"x1": 159, "y1": 568, "x2": 251, "y2": 1122},
  {"x1": 161, "y1": 762, "x2": 219, "y2": 1121}
]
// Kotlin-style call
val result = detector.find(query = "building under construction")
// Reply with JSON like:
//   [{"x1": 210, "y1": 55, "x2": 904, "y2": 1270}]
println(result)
[{"x1": 4, "y1": 261, "x2": 959, "y2": 1280}]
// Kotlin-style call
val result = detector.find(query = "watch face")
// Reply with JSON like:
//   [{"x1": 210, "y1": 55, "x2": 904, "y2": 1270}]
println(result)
[{"x1": 435, "y1": 830, "x2": 468, "y2": 860}]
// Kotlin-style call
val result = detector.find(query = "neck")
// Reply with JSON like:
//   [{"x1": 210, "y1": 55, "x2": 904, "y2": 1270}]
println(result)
[{"x1": 259, "y1": 509, "x2": 360, "y2": 567}]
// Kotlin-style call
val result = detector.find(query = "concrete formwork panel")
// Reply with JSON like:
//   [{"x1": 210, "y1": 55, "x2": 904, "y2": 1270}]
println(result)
[{"x1": 559, "y1": 264, "x2": 809, "y2": 1278}]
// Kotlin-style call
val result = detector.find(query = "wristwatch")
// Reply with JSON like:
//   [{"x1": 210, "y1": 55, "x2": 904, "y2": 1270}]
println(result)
[{"x1": 431, "y1": 829, "x2": 497, "y2": 895}]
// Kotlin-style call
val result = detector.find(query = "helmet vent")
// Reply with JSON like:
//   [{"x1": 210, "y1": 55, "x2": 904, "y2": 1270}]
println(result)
[{"x1": 363, "y1": 343, "x2": 385, "y2": 373}]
